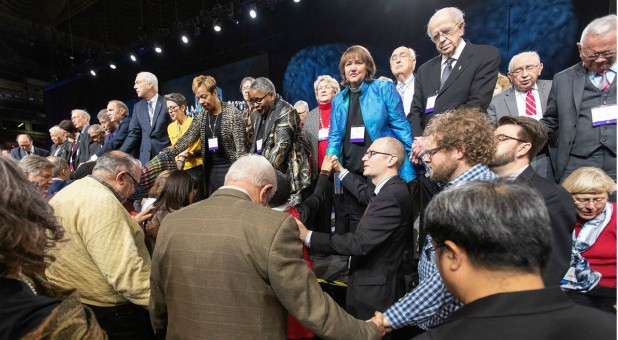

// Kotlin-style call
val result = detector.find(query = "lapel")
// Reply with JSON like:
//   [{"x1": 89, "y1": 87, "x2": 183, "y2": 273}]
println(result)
[
  {"x1": 428, "y1": 56, "x2": 442, "y2": 95},
  {"x1": 503, "y1": 88, "x2": 518, "y2": 116},
  {"x1": 538, "y1": 80, "x2": 551, "y2": 113},
  {"x1": 150, "y1": 95, "x2": 164, "y2": 136},
  {"x1": 262, "y1": 97, "x2": 281, "y2": 146},
  {"x1": 439, "y1": 41, "x2": 473, "y2": 95},
  {"x1": 514, "y1": 165, "x2": 535, "y2": 185},
  {"x1": 572, "y1": 64, "x2": 586, "y2": 120}
]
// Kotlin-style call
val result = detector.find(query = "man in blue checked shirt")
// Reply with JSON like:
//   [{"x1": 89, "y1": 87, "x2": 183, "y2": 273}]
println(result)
[{"x1": 383, "y1": 107, "x2": 498, "y2": 333}]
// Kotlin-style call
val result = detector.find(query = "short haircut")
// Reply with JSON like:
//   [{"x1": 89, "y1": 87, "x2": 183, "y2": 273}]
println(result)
[
  {"x1": 88, "y1": 124, "x2": 105, "y2": 135},
  {"x1": 108, "y1": 100, "x2": 129, "y2": 115},
  {"x1": 192, "y1": 75, "x2": 217, "y2": 94},
  {"x1": 498, "y1": 116, "x2": 548, "y2": 161},
  {"x1": 93, "y1": 151, "x2": 141, "y2": 177},
  {"x1": 16, "y1": 133, "x2": 32, "y2": 142},
  {"x1": 137, "y1": 72, "x2": 159, "y2": 92},
  {"x1": 427, "y1": 7, "x2": 465, "y2": 37},
  {"x1": 580, "y1": 14, "x2": 616, "y2": 42},
  {"x1": 562, "y1": 167, "x2": 617, "y2": 195},
  {"x1": 97, "y1": 109, "x2": 109, "y2": 121},
  {"x1": 71, "y1": 109, "x2": 90, "y2": 121},
  {"x1": 268, "y1": 170, "x2": 291, "y2": 208},
  {"x1": 47, "y1": 156, "x2": 69, "y2": 177},
  {"x1": 338, "y1": 45, "x2": 376, "y2": 86},
  {"x1": 49, "y1": 126, "x2": 64, "y2": 137},
  {"x1": 313, "y1": 75, "x2": 341, "y2": 98},
  {"x1": 379, "y1": 137, "x2": 406, "y2": 170},
  {"x1": 240, "y1": 77, "x2": 255, "y2": 92},
  {"x1": 58, "y1": 119, "x2": 79, "y2": 134},
  {"x1": 294, "y1": 100, "x2": 309, "y2": 112},
  {"x1": 424, "y1": 108, "x2": 496, "y2": 166},
  {"x1": 426, "y1": 180, "x2": 552, "y2": 273},
  {"x1": 508, "y1": 51, "x2": 541, "y2": 72},
  {"x1": 250, "y1": 77, "x2": 276, "y2": 94},
  {"x1": 225, "y1": 155, "x2": 277, "y2": 193},
  {"x1": 18, "y1": 155, "x2": 54, "y2": 177},
  {"x1": 164, "y1": 93, "x2": 187, "y2": 107}
]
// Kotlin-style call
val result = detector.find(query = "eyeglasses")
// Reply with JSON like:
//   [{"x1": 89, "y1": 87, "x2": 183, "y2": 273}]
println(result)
[
  {"x1": 364, "y1": 150, "x2": 394, "y2": 158},
  {"x1": 431, "y1": 22, "x2": 461, "y2": 42},
  {"x1": 241, "y1": 86, "x2": 251, "y2": 91},
  {"x1": 167, "y1": 105, "x2": 179, "y2": 112},
  {"x1": 249, "y1": 92, "x2": 271, "y2": 105},
  {"x1": 495, "y1": 134, "x2": 528, "y2": 143},
  {"x1": 573, "y1": 196, "x2": 607, "y2": 206},
  {"x1": 580, "y1": 48, "x2": 615, "y2": 61},
  {"x1": 509, "y1": 64, "x2": 540, "y2": 76},
  {"x1": 123, "y1": 172, "x2": 140, "y2": 187},
  {"x1": 421, "y1": 147, "x2": 442, "y2": 161}
]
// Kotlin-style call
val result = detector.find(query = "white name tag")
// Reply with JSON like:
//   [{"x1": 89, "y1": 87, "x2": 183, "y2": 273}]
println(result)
[
  {"x1": 318, "y1": 128, "x2": 329, "y2": 141},
  {"x1": 208, "y1": 137, "x2": 219, "y2": 151},
  {"x1": 425, "y1": 95, "x2": 437, "y2": 114},
  {"x1": 350, "y1": 126, "x2": 365, "y2": 143},
  {"x1": 256, "y1": 139, "x2": 263, "y2": 154},
  {"x1": 591, "y1": 105, "x2": 617, "y2": 127}
]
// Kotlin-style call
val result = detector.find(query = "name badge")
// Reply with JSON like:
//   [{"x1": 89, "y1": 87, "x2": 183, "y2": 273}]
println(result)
[
  {"x1": 256, "y1": 139, "x2": 263, "y2": 154},
  {"x1": 318, "y1": 128, "x2": 329, "y2": 141},
  {"x1": 591, "y1": 105, "x2": 617, "y2": 127},
  {"x1": 208, "y1": 137, "x2": 219, "y2": 151},
  {"x1": 350, "y1": 126, "x2": 365, "y2": 143},
  {"x1": 425, "y1": 95, "x2": 437, "y2": 114}
]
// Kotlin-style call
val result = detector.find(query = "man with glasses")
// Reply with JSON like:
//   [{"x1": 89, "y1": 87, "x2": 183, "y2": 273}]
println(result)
[
  {"x1": 299, "y1": 137, "x2": 412, "y2": 333},
  {"x1": 390, "y1": 46, "x2": 417, "y2": 118},
  {"x1": 489, "y1": 116, "x2": 575, "y2": 286},
  {"x1": 10, "y1": 133, "x2": 49, "y2": 160},
  {"x1": 47, "y1": 151, "x2": 154, "y2": 339},
  {"x1": 542, "y1": 14, "x2": 617, "y2": 185},
  {"x1": 488, "y1": 51, "x2": 555, "y2": 181}
]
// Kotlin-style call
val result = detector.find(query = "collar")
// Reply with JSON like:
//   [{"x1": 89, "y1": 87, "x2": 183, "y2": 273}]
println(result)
[
  {"x1": 148, "y1": 93, "x2": 160, "y2": 105},
  {"x1": 504, "y1": 164, "x2": 529, "y2": 180},
  {"x1": 374, "y1": 176, "x2": 395, "y2": 195},
  {"x1": 88, "y1": 175, "x2": 125, "y2": 202},
  {"x1": 219, "y1": 185, "x2": 251, "y2": 197},
  {"x1": 583, "y1": 61, "x2": 617, "y2": 76},
  {"x1": 515, "y1": 83, "x2": 539, "y2": 95},
  {"x1": 398, "y1": 73, "x2": 415, "y2": 86},
  {"x1": 447, "y1": 163, "x2": 496, "y2": 188},
  {"x1": 442, "y1": 40, "x2": 466, "y2": 63}
]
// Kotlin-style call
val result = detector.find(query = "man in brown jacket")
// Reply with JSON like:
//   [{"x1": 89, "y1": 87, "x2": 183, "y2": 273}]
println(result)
[{"x1": 150, "y1": 154, "x2": 384, "y2": 339}]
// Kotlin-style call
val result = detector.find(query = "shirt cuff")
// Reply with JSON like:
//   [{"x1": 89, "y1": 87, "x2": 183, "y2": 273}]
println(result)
[
  {"x1": 304, "y1": 230, "x2": 312, "y2": 247},
  {"x1": 339, "y1": 168, "x2": 349, "y2": 180}
]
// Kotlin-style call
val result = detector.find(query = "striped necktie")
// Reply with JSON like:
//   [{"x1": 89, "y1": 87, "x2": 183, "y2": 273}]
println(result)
[{"x1": 525, "y1": 89, "x2": 536, "y2": 116}]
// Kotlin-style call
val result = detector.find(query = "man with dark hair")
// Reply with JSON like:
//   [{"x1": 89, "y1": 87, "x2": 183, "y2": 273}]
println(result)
[
  {"x1": 412, "y1": 181, "x2": 615, "y2": 340},
  {"x1": 88, "y1": 124, "x2": 106, "y2": 155},
  {"x1": 93, "y1": 100, "x2": 132, "y2": 159},
  {"x1": 46, "y1": 156, "x2": 72, "y2": 197},
  {"x1": 489, "y1": 116, "x2": 576, "y2": 286},
  {"x1": 10, "y1": 134, "x2": 49, "y2": 160}
]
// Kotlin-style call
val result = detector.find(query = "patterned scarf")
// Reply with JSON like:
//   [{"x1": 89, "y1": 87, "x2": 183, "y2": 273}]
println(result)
[{"x1": 561, "y1": 202, "x2": 613, "y2": 292}]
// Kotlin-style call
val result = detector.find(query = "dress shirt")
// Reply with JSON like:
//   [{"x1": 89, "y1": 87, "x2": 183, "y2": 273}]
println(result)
[
  {"x1": 384, "y1": 163, "x2": 496, "y2": 330},
  {"x1": 147, "y1": 94, "x2": 160, "y2": 125},
  {"x1": 514, "y1": 84, "x2": 543, "y2": 120},
  {"x1": 396, "y1": 74, "x2": 415, "y2": 115},
  {"x1": 587, "y1": 62, "x2": 617, "y2": 86}
]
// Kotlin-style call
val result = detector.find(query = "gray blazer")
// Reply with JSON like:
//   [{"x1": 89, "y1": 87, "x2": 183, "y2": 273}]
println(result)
[
  {"x1": 488, "y1": 79, "x2": 552, "y2": 125},
  {"x1": 303, "y1": 107, "x2": 320, "y2": 177}
]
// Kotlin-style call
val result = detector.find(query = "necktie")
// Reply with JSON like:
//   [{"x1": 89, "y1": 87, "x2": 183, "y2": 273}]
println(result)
[
  {"x1": 440, "y1": 58, "x2": 455, "y2": 89},
  {"x1": 597, "y1": 72, "x2": 610, "y2": 92},
  {"x1": 148, "y1": 101, "x2": 154, "y2": 126},
  {"x1": 525, "y1": 89, "x2": 536, "y2": 116},
  {"x1": 397, "y1": 82, "x2": 405, "y2": 95}
]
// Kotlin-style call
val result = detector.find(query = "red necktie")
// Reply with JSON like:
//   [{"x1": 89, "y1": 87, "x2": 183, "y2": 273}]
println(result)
[{"x1": 525, "y1": 89, "x2": 536, "y2": 116}]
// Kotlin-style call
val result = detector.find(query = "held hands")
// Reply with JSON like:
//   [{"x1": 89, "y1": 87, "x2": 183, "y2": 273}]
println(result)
[
  {"x1": 295, "y1": 218, "x2": 308, "y2": 242},
  {"x1": 144, "y1": 211, "x2": 162, "y2": 241},
  {"x1": 410, "y1": 136, "x2": 428, "y2": 165},
  {"x1": 134, "y1": 205, "x2": 154, "y2": 224},
  {"x1": 321, "y1": 155, "x2": 343, "y2": 173},
  {"x1": 366, "y1": 311, "x2": 390, "y2": 338}
]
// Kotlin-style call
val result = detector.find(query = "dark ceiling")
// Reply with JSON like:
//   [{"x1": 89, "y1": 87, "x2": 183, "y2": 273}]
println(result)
[{"x1": 0, "y1": 0, "x2": 268, "y2": 82}]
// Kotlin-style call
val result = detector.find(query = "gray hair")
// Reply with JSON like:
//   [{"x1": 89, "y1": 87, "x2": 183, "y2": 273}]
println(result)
[
  {"x1": 313, "y1": 75, "x2": 341, "y2": 98},
  {"x1": 48, "y1": 126, "x2": 64, "y2": 137},
  {"x1": 72, "y1": 109, "x2": 90, "y2": 121},
  {"x1": 93, "y1": 151, "x2": 141, "y2": 177},
  {"x1": 508, "y1": 51, "x2": 541, "y2": 72},
  {"x1": 18, "y1": 155, "x2": 54, "y2": 177},
  {"x1": 97, "y1": 109, "x2": 108, "y2": 121},
  {"x1": 580, "y1": 14, "x2": 617, "y2": 42},
  {"x1": 47, "y1": 156, "x2": 69, "y2": 177},
  {"x1": 427, "y1": 7, "x2": 465, "y2": 38},
  {"x1": 250, "y1": 77, "x2": 276, "y2": 94},
  {"x1": 425, "y1": 180, "x2": 552, "y2": 273},
  {"x1": 225, "y1": 155, "x2": 277, "y2": 192},
  {"x1": 293, "y1": 100, "x2": 309, "y2": 112},
  {"x1": 137, "y1": 71, "x2": 159, "y2": 92},
  {"x1": 88, "y1": 124, "x2": 105, "y2": 135}
]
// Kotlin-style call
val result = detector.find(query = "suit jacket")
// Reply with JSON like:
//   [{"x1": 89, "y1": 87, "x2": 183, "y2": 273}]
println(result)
[
  {"x1": 514, "y1": 166, "x2": 575, "y2": 286},
  {"x1": 96, "y1": 116, "x2": 131, "y2": 157},
  {"x1": 303, "y1": 106, "x2": 321, "y2": 178},
  {"x1": 487, "y1": 79, "x2": 552, "y2": 125},
  {"x1": 10, "y1": 146, "x2": 50, "y2": 160},
  {"x1": 50, "y1": 141, "x2": 71, "y2": 163},
  {"x1": 413, "y1": 288, "x2": 616, "y2": 340},
  {"x1": 150, "y1": 188, "x2": 378, "y2": 340},
  {"x1": 311, "y1": 175, "x2": 412, "y2": 319},
  {"x1": 74, "y1": 125, "x2": 94, "y2": 167},
  {"x1": 47, "y1": 178, "x2": 71, "y2": 197},
  {"x1": 541, "y1": 63, "x2": 617, "y2": 181},
  {"x1": 409, "y1": 41, "x2": 500, "y2": 136},
  {"x1": 120, "y1": 95, "x2": 172, "y2": 165}
]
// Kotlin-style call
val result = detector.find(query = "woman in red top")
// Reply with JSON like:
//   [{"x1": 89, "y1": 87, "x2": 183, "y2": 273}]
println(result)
[{"x1": 562, "y1": 167, "x2": 616, "y2": 314}]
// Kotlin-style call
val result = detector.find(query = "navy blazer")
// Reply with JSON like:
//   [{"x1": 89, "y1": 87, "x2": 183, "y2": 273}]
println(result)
[
  {"x1": 10, "y1": 146, "x2": 50, "y2": 160},
  {"x1": 97, "y1": 116, "x2": 131, "y2": 157},
  {"x1": 120, "y1": 95, "x2": 172, "y2": 165}
]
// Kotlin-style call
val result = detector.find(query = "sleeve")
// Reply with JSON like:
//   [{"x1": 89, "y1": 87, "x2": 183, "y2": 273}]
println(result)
[
  {"x1": 120, "y1": 107, "x2": 142, "y2": 154},
  {"x1": 229, "y1": 106, "x2": 249, "y2": 161},
  {"x1": 265, "y1": 108, "x2": 296, "y2": 170},
  {"x1": 409, "y1": 71, "x2": 426, "y2": 138},
  {"x1": 464, "y1": 47, "x2": 500, "y2": 111},
  {"x1": 326, "y1": 95, "x2": 344, "y2": 157},
  {"x1": 267, "y1": 216, "x2": 378, "y2": 340},
  {"x1": 169, "y1": 110, "x2": 203, "y2": 155},
  {"x1": 150, "y1": 228, "x2": 168, "y2": 337},
  {"x1": 541, "y1": 77, "x2": 559, "y2": 133},
  {"x1": 487, "y1": 99, "x2": 498, "y2": 126},
  {"x1": 298, "y1": 174, "x2": 330, "y2": 229},
  {"x1": 384, "y1": 82, "x2": 413, "y2": 152},
  {"x1": 341, "y1": 171, "x2": 374, "y2": 205}
]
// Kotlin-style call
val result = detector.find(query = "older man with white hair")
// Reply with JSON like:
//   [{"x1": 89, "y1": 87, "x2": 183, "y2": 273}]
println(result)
[{"x1": 390, "y1": 46, "x2": 417, "y2": 117}]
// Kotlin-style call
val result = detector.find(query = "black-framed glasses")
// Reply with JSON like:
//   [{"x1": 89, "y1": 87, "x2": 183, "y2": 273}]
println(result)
[
  {"x1": 364, "y1": 150, "x2": 394, "y2": 159},
  {"x1": 509, "y1": 64, "x2": 540, "y2": 76},
  {"x1": 123, "y1": 172, "x2": 140, "y2": 187},
  {"x1": 580, "y1": 48, "x2": 615, "y2": 61},
  {"x1": 421, "y1": 147, "x2": 442, "y2": 161},
  {"x1": 431, "y1": 22, "x2": 461, "y2": 42},
  {"x1": 167, "y1": 105, "x2": 179, "y2": 112},
  {"x1": 495, "y1": 134, "x2": 528, "y2": 143},
  {"x1": 249, "y1": 92, "x2": 271, "y2": 105}
]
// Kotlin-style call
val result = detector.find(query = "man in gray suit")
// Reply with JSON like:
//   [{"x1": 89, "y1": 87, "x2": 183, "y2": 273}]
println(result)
[
  {"x1": 541, "y1": 15, "x2": 616, "y2": 184},
  {"x1": 488, "y1": 51, "x2": 554, "y2": 180}
]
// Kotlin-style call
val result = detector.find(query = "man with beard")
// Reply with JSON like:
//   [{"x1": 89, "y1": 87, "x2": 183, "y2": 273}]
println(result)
[
  {"x1": 489, "y1": 116, "x2": 575, "y2": 286},
  {"x1": 382, "y1": 108, "x2": 497, "y2": 333}
]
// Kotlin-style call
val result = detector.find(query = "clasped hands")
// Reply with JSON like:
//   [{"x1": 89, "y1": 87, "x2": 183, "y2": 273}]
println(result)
[
  {"x1": 366, "y1": 311, "x2": 392, "y2": 338},
  {"x1": 321, "y1": 155, "x2": 342, "y2": 173}
]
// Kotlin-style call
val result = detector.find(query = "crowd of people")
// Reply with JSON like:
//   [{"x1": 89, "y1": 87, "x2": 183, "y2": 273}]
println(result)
[{"x1": 0, "y1": 6, "x2": 616, "y2": 340}]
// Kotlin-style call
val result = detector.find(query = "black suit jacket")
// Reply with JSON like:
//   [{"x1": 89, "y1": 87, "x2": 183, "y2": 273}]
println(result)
[
  {"x1": 10, "y1": 146, "x2": 50, "y2": 160},
  {"x1": 409, "y1": 41, "x2": 500, "y2": 136},
  {"x1": 120, "y1": 95, "x2": 172, "y2": 165},
  {"x1": 96, "y1": 116, "x2": 131, "y2": 157},
  {"x1": 514, "y1": 166, "x2": 575, "y2": 286},
  {"x1": 74, "y1": 125, "x2": 94, "y2": 167},
  {"x1": 50, "y1": 141, "x2": 71, "y2": 163},
  {"x1": 311, "y1": 174, "x2": 412, "y2": 319}
]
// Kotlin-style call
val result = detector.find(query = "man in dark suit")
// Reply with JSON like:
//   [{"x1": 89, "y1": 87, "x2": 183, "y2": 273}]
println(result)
[
  {"x1": 488, "y1": 51, "x2": 554, "y2": 180},
  {"x1": 489, "y1": 116, "x2": 575, "y2": 286},
  {"x1": 120, "y1": 72, "x2": 172, "y2": 165},
  {"x1": 46, "y1": 156, "x2": 72, "y2": 197},
  {"x1": 150, "y1": 154, "x2": 384, "y2": 339},
  {"x1": 91, "y1": 100, "x2": 132, "y2": 160},
  {"x1": 87, "y1": 124, "x2": 105, "y2": 156},
  {"x1": 300, "y1": 137, "x2": 412, "y2": 321},
  {"x1": 49, "y1": 126, "x2": 71, "y2": 163},
  {"x1": 542, "y1": 14, "x2": 616, "y2": 183},
  {"x1": 69, "y1": 109, "x2": 93, "y2": 169},
  {"x1": 10, "y1": 134, "x2": 49, "y2": 160},
  {"x1": 411, "y1": 181, "x2": 615, "y2": 340},
  {"x1": 409, "y1": 6, "x2": 500, "y2": 137}
]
